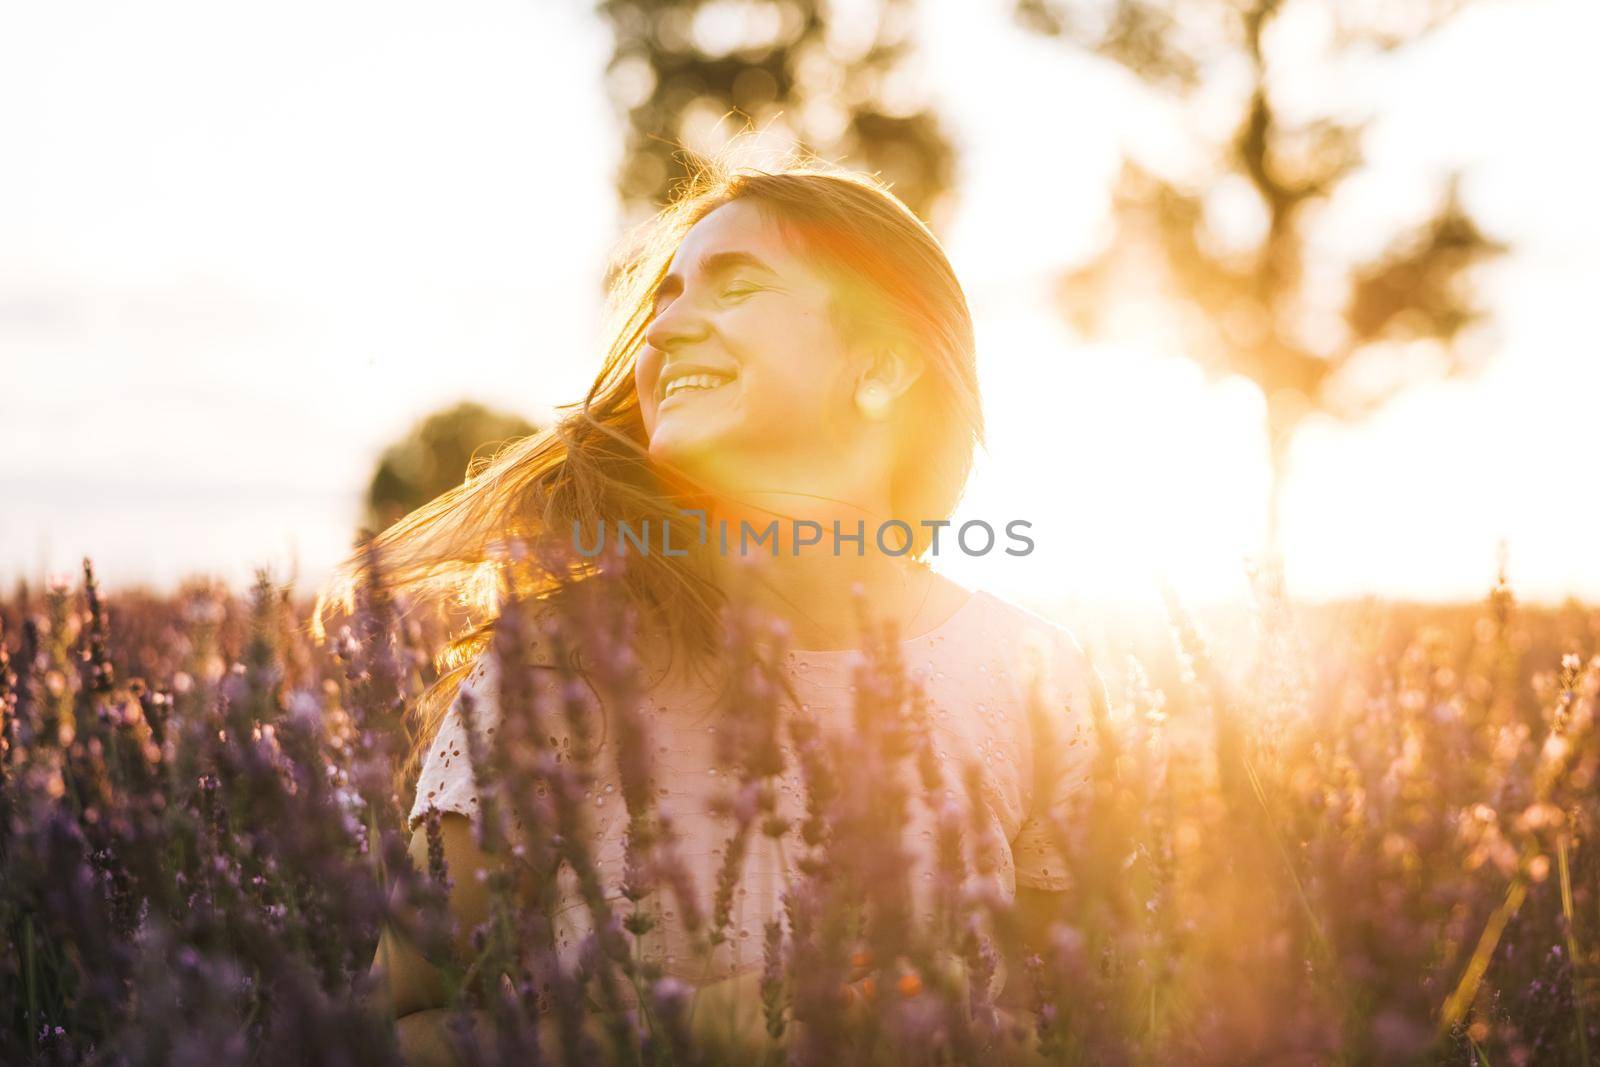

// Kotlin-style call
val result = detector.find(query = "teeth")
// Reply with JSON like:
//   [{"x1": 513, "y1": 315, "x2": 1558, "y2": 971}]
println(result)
[{"x1": 662, "y1": 373, "x2": 732, "y2": 400}]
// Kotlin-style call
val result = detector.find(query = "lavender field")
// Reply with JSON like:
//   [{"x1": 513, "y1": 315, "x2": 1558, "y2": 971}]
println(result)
[{"x1": 1, "y1": 556, "x2": 1595, "y2": 1066}]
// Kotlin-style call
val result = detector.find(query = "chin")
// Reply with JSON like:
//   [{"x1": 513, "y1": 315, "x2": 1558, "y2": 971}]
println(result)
[
  {"x1": 648, "y1": 430, "x2": 719, "y2": 475},
  {"x1": 651, "y1": 435, "x2": 754, "y2": 500}
]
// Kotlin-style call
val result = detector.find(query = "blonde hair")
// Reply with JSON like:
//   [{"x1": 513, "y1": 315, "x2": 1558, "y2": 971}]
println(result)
[{"x1": 317, "y1": 147, "x2": 985, "y2": 787}]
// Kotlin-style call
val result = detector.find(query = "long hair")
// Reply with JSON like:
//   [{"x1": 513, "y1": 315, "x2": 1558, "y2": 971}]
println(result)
[{"x1": 316, "y1": 147, "x2": 985, "y2": 787}]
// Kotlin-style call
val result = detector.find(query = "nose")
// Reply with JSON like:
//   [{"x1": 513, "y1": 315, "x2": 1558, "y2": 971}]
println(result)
[{"x1": 644, "y1": 292, "x2": 709, "y2": 354}]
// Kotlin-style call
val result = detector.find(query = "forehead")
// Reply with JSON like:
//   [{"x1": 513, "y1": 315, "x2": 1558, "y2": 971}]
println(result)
[{"x1": 667, "y1": 199, "x2": 798, "y2": 274}]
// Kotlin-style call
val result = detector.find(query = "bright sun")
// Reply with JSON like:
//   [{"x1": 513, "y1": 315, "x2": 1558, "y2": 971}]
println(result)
[{"x1": 938, "y1": 307, "x2": 1275, "y2": 615}]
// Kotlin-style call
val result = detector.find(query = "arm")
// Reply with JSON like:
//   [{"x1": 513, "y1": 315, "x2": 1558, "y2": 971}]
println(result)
[
  {"x1": 367, "y1": 814, "x2": 500, "y2": 1065},
  {"x1": 374, "y1": 813, "x2": 648, "y2": 1065},
  {"x1": 999, "y1": 625, "x2": 1108, "y2": 1020},
  {"x1": 995, "y1": 883, "x2": 1062, "y2": 1014},
  {"x1": 685, "y1": 968, "x2": 773, "y2": 1056}
]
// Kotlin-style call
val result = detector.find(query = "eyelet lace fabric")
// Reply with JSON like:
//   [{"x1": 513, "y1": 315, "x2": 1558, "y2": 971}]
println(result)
[{"x1": 408, "y1": 588, "x2": 1105, "y2": 998}]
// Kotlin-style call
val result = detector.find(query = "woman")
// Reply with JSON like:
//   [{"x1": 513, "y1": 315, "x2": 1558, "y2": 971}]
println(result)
[{"x1": 353, "y1": 156, "x2": 1109, "y2": 1064}]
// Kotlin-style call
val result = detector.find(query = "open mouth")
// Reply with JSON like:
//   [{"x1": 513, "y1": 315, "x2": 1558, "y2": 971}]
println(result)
[{"x1": 659, "y1": 371, "x2": 736, "y2": 405}]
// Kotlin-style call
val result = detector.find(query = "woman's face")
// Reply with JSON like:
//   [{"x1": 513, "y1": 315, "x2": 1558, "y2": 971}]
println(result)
[{"x1": 635, "y1": 199, "x2": 870, "y2": 493}]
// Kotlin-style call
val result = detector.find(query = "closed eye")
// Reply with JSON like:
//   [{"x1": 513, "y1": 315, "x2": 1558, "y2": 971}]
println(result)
[{"x1": 647, "y1": 284, "x2": 757, "y2": 321}]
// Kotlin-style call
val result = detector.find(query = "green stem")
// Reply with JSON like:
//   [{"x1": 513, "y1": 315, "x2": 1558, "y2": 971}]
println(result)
[
  {"x1": 1439, "y1": 875, "x2": 1528, "y2": 1040},
  {"x1": 1558, "y1": 835, "x2": 1591, "y2": 1067},
  {"x1": 1241, "y1": 753, "x2": 1335, "y2": 968},
  {"x1": 24, "y1": 917, "x2": 37, "y2": 1040}
]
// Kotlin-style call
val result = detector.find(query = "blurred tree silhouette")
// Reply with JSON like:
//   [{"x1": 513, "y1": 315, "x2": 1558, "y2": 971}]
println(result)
[
  {"x1": 362, "y1": 401, "x2": 538, "y2": 535},
  {"x1": 1016, "y1": 0, "x2": 1508, "y2": 559},
  {"x1": 597, "y1": 0, "x2": 957, "y2": 228}
]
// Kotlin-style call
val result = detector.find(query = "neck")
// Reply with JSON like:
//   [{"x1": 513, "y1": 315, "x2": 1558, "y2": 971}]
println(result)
[{"x1": 697, "y1": 489, "x2": 929, "y2": 653}]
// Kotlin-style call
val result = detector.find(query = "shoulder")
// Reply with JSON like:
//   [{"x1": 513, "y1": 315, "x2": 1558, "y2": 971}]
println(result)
[
  {"x1": 966, "y1": 590, "x2": 1091, "y2": 669},
  {"x1": 467, "y1": 597, "x2": 578, "y2": 682},
  {"x1": 964, "y1": 590, "x2": 1105, "y2": 717}
]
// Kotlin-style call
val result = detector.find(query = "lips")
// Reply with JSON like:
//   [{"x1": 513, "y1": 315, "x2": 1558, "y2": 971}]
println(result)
[{"x1": 657, "y1": 366, "x2": 737, "y2": 405}]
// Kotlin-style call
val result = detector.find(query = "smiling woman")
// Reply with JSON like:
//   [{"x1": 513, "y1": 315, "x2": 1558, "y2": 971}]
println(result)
[
  {"x1": 327, "y1": 150, "x2": 1109, "y2": 1063},
  {"x1": 636, "y1": 199, "x2": 917, "y2": 500},
  {"x1": 321, "y1": 153, "x2": 991, "y2": 702}
]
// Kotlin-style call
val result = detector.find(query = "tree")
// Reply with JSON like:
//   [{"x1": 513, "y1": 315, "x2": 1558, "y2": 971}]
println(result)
[
  {"x1": 597, "y1": 0, "x2": 957, "y2": 228},
  {"x1": 1016, "y1": 0, "x2": 1508, "y2": 561},
  {"x1": 362, "y1": 402, "x2": 539, "y2": 534}
]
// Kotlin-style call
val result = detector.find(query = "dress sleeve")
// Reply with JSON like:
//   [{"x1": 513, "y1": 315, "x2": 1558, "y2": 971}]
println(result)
[
  {"x1": 1009, "y1": 625, "x2": 1107, "y2": 893},
  {"x1": 407, "y1": 653, "x2": 502, "y2": 832}
]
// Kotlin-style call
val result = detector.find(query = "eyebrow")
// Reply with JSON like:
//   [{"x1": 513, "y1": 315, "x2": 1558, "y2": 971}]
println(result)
[{"x1": 649, "y1": 250, "x2": 777, "y2": 315}]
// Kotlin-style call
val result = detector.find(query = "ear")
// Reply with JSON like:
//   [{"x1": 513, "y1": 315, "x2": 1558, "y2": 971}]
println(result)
[{"x1": 851, "y1": 347, "x2": 928, "y2": 422}]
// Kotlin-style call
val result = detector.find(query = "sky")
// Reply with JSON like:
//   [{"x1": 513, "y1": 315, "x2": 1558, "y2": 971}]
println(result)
[{"x1": 2, "y1": 0, "x2": 1596, "y2": 618}]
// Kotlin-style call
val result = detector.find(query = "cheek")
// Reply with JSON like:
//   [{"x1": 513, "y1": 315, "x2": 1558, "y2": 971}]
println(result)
[{"x1": 740, "y1": 312, "x2": 849, "y2": 408}]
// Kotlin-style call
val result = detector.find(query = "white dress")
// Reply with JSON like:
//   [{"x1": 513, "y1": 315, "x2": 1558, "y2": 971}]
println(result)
[{"x1": 409, "y1": 587, "x2": 1106, "y2": 999}]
